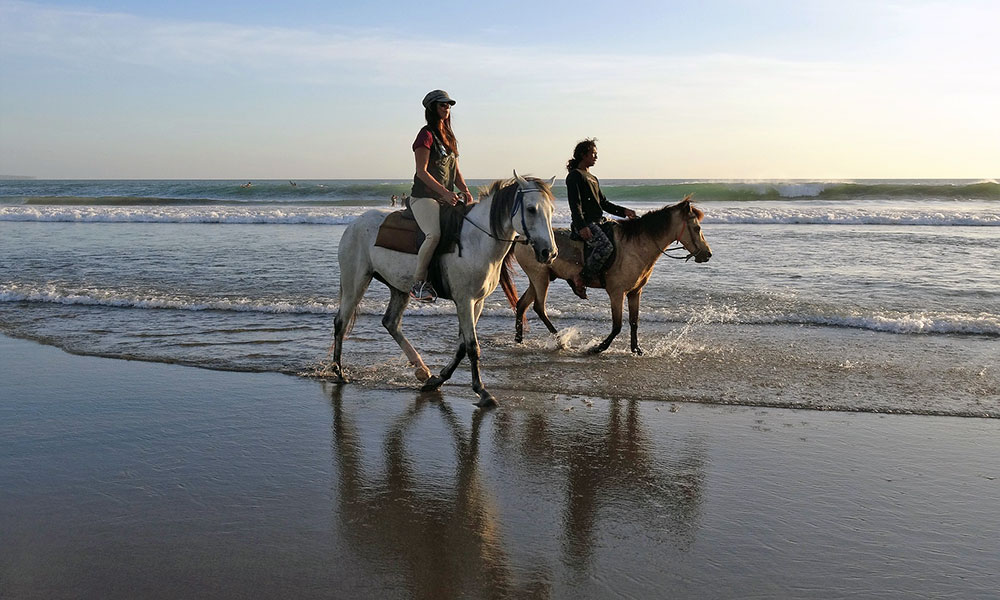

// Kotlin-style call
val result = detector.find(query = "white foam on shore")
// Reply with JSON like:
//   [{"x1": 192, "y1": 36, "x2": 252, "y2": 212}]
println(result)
[
  {"x1": 2, "y1": 204, "x2": 998, "y2": 226},
  {"x1": 4, "y1": 283, "x2": 997, "y2": 337}
]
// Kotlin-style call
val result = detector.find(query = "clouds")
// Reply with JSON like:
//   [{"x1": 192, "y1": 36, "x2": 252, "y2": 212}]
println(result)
[{"x1": 1, "y1": 0, "x2": 997, "y2": 178}]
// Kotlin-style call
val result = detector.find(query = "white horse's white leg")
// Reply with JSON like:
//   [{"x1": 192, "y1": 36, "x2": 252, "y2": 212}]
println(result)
[
  {"x1": 463, "y1": 299, "x2": 495, "y2": 406},
  {"x1": 382, "y1": 287, "x2": 431, "y2": 381},
  {"x1": 421, "y1": 298, "x2": 474, "y2": 389},
  {"x1": 420, "y1": 298, "x2": 495, "y2": 406},
  {"x1": 332, "y1": 231, "x2": 374, "y2": 382}
]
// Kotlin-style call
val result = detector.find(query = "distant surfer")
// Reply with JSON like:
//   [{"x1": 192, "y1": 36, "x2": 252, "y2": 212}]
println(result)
[
  {"x1": 241, "y1": 182, "x2": 252, "y2": 188},
  {"x1": 289, "y1": 181, "x2": 297, "y2": 187},
  {"x1": 391, "y1": 194, "x2": 398, "y2": 207}
]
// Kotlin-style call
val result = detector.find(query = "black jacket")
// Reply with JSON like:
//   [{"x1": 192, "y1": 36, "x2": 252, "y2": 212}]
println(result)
[{"x1": 566, "y1": 169, "x2": 629, "y2": 232}]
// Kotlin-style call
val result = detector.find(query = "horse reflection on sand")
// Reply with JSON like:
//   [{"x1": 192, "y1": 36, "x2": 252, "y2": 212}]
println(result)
[{"x1": 327, "y1": 385, "x2": 706, "y2": 596}]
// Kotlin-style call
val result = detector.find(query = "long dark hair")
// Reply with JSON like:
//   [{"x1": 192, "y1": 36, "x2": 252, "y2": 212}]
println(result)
[
  {"x1": 566, "y1": 138, "x2": 596, "y2": 172},
  {"x1": 425, "y1": 105, "x2": 458, "y2": 155}
]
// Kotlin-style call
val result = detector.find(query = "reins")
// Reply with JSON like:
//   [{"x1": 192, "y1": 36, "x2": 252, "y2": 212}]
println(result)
[
  {"x1": 461, "y1": 186, "x2": 535, "y2": 245},
  {"x1": 657, "y1": 215, "x2": 700, "y2": 261}
]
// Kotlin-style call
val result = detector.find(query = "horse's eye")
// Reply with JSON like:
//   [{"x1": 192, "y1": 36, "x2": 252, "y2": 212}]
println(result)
[{"x1": 527, "y1": 206, "x2": 537, "y2": 214}]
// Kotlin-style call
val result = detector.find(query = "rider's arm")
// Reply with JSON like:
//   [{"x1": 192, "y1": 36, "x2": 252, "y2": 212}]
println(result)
[
  {"x1": 454, "y1": 160, "x2": 473, "y2": 204},
  {"x1": 566, "y1": 170, "x2": 589, "y2": 236},
  {"x1": 598, "y1": 189, "x2": 637, "y2": 220},
  {"x1": 414, "y1": 147, "x2": 460, "y2": 204}
]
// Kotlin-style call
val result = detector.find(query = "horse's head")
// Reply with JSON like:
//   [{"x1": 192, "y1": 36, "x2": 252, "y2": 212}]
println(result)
[
  {"x1": 676, "y1": 197, "x2": 712, "y2": 263},
  {"x1": 509, "y1": 171, "x2": 558, "y2": 264}
]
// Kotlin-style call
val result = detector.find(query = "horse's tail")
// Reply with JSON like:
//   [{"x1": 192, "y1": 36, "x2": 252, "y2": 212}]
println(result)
[
  {"x1": 499, "y1": 246, "x2": 530, "y2": 331},
  {"x1": 499, "y1": 245, "x2": 519, "y2": 310}
]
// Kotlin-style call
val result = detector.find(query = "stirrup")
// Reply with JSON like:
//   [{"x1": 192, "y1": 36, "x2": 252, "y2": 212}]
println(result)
[{"x1": 409, "y1": 281, "x2": 437, "y2": 303}]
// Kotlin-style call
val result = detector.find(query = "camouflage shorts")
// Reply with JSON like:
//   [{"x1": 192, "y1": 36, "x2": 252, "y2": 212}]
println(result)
[{"x1": 582, "y1": 223, "x2": 614, "y2": 278}]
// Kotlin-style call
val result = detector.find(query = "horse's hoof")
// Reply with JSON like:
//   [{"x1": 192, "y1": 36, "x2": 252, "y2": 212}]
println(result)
[
  {"x1": 587, "y1": 345, "x2": 606, "y2": 355},
  {"x1": 414, "y1": 366, "x2": 431, "y2": 382},
  {"x1": 330, "y1": 365, "x2": 349, "y2": 383},
  {"x1": 475, "y1": 394, "x2": 497, "y2": 408},
  {"x1": 421, "y1": 376, "x2": 444, "y2": 391},
  {"x1": 514, "y1": 333, "x2": 523, "y2": 344},
  {"x1": 632, "y1": 346, "x2": 644, "y2": 356}
]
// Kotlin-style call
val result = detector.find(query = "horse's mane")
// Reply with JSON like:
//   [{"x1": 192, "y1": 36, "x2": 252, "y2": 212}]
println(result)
[
  {"x1": 618, "y1": 197, "x2": 703, "y2": 241},
  {"x1": 479, "y1": 177, "x2": 554, "y2": 239}
]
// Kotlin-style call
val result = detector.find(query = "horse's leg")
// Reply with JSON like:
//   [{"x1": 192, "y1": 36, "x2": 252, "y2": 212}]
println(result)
[
  {"x1": 627, "y1": 288, "x2": 644, "y2": 355},
  {"x1": 591, "y1": 292, "x2": 625, "y2": 354},
  {"x1": 382, "y1": 287, "x2": 431, "y2": 381},
  {"x1": 421, "y1": 342, "x2": 466, "y2": 391},
  {"x1": 529, "y1": 273, "x2": 559, "y2": 336},
  {"x1": 421, "y1": 298, "x2": 474, "y2": 392},
  {"x1": 514, "y1": 284, "x2": 535, "y2": 343},
  {"x1": 424, "y1": 299, "x2": 495, "y2": 407},
  {"x1": 465, "y1": 300, "x2": 496, "y2": 407},
  {"x1": 332, "y1": 271, "x2": 373, "y2": 383}
]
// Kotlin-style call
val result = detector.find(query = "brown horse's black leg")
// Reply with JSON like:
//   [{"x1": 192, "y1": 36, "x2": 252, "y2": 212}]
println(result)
[
  {"x1": 627, "y1": 289, "x2": 643, "y2": 355},
  {"x1": 515, "y1": 288, "x2": 534, "y2": 343},
  {"x1": 591, "y1": 294, "x2": 624, "y2": 354},
  {"x1": 532, "y1": 283, "x2": 559, "y2": 336}
]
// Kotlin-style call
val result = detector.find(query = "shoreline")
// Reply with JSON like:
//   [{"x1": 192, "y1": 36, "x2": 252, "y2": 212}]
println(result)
[
  {"x1": 4, "y1": 328, "x2": 997, "y2": 419},
  {"x1": 2, "y1": 333, "x2": 999, "y2": 599}
]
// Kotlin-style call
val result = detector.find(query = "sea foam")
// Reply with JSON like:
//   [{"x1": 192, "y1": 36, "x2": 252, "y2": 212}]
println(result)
[{"x1": 2, "y1": 205, "x2": 998, "y2": 226}]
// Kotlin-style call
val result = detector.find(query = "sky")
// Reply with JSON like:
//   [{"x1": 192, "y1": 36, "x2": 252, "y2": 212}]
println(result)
[{"x1": 0, "y1": 0, "x2": 997, "y2": 179}]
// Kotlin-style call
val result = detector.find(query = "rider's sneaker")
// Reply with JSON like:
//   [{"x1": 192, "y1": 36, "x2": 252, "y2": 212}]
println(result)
[
  {"x1": 410, "y1": 281, "x2": 437, "y2": 303},
  {"x1": 568, "y1": 275, "x2": 588, "y2": 300}
]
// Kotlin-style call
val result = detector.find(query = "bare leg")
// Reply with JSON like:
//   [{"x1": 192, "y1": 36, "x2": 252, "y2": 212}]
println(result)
[
  {"x1": 627, "y1": 289, "x2": 643, "y2": 355},
  {"x1": 591, "y1": 292, "x2": 624, "y2": 354},
  {"x1": 381, "y1": 287, "x2": 431, "y2": 381}
]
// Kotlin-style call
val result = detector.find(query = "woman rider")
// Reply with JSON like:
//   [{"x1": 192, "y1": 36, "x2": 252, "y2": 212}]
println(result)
[
  {"x1": 565, "y1": 138, "x2": 637, "y2": 298},
  {"x1": 408, "y1": 89, "x2": 474, "y2": 302}
]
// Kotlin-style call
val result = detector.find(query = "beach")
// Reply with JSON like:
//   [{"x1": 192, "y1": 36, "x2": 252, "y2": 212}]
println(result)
[{"x1": 2, "y1": 333, "x2": 999, "y2": 599}]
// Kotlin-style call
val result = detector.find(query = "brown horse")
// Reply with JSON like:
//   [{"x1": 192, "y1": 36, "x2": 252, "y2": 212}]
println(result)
[{"x1": 501, "y1": 197, "x2": 711, "y2": 355}]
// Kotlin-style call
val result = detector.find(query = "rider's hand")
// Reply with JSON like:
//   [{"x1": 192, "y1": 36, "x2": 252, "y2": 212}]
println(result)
[
  {"x1": 459, "y1": 190, "x2": 473, "y2": 204},
  {"x1": 625, "y1": 209, "x2": 638, "y2": 219},
  {"x1": 579, "y1": 227, "x2": 593, "y2": 241}
]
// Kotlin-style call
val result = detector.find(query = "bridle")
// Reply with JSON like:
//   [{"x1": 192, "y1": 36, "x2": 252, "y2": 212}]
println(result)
[
  {"x1": 661, "y1": 215, "x2": 704, "y2": 261},
  {"x1": 461, "y1": 185, "x2": 541, "y2": 245}
]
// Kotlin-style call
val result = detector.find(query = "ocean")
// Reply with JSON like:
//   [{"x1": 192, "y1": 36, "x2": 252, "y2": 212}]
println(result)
[{"x1": 2, "y1": 179, "x2": 998, "y2": 416}]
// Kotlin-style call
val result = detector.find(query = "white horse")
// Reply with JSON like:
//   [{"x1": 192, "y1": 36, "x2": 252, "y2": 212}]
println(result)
[{"x1": 331, "y1": 172, "x2": 557, "y2": 406}]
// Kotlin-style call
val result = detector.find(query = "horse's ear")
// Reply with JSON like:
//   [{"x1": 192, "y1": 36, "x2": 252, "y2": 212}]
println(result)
[
  {"x1": 513, "y1": 169, "x2": 527, "y2": 187},
  {"x1": 547, "y1": 175, "x2": 556, "y2": 187}
]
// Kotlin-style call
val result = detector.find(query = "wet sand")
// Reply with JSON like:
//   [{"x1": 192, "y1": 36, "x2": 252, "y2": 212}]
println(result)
[{"x1": 2, "y1": 334, "x2": 999, "y2": 599}]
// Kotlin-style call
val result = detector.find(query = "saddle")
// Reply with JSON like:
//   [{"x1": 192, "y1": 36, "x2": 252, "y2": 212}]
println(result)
[{"x1": 373, "y1": 203, "x2": 469, "y2": 300}]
